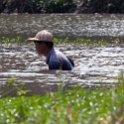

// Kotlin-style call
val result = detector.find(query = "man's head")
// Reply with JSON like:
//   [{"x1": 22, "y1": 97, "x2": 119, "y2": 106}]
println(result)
[{"x1": 28, "y1": 30, "x2": 54, "y2": 55}]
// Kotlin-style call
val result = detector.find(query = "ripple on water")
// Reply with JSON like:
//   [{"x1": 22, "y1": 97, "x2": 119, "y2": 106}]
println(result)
[
  {"x1": 0, "y1": 45, "x2": 124, "y2": 95},
  {"x1": 1, "y1": 14, "x2": 124, "y2": 39}
]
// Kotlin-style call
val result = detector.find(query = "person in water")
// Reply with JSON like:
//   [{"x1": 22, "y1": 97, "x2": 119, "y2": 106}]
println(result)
[{"x1": 28, "y1": 30, "x2": 74, "y2": 70}]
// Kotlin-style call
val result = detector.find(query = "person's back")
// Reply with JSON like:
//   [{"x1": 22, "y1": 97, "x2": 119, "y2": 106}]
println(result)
[{"x1": 46, "y1": 48, "x2": 74, "y2": 70}]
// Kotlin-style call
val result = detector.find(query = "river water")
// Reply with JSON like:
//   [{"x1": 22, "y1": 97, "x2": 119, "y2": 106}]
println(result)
[
  {"x1": 0, "y1": 14, "x2": 124, "y2": 39},
  {"x1": 0, "y1": 14, "x2": 124, "y2": 95}
]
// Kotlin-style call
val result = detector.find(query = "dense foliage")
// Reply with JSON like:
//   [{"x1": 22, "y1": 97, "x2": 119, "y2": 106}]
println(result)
[
  {"x1": 1, "y1": 0, "x2": 124, "y2": 14},
  {"x1": 79, "y1": 0, "x2": 124, "y2": 13},
  {"x1": 0, "y1": 0, "x2": 76, "y2": 13},
  {"x1": 0, "y1": 79, "x2": 124, "y2": 123}
]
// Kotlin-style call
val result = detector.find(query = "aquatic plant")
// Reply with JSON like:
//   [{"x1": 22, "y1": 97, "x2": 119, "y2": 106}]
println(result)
[
  {"x1": 0, "y1": 36, "x2": 124, "y2": 49},
  {"x1": 54, "y1": 37, "x2": 124, "y2": 47},
  {"x1": 0, "y1": 72, "x2": 124, "y2": 123},
  {"x1": 0, "y1": 36, "x2": 24, "y2": 49}
]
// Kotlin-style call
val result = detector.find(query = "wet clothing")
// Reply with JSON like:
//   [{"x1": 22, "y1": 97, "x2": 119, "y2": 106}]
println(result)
[{"x1": 46, "y1": 48, "x2": 74, "y2": 70}]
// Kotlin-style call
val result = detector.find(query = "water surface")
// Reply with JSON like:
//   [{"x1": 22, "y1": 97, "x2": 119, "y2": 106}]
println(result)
[
  {"x1": 0, "y1": 14, "x2": 124, "y2": 40},
  {"x1": 0, "y1": 14, "x2": 124, "y2": 95},
  {"x1": 0, "y1": 44, "x2": 123, "y2": 95}
]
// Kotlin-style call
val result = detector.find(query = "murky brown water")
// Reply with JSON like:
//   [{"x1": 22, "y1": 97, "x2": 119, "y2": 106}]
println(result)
[
  {"x1": 0, "y1": 14, "x2": 124, "y2": 40},
  {"x1": 0, "y1": 44, "x2": 123, "y2": 95},
  {"x1": 0, "y1": 14, "x2": 124, "y2": 95}
]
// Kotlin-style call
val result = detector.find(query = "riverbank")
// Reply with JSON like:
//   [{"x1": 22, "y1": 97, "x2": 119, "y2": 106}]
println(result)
[{"x1": 1, "y1": 0, "x2": 124, "y2": 14}]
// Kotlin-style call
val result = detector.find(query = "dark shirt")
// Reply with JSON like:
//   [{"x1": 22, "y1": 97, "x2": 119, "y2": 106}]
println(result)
[{"x1": 46, "y1": 48, "x2": 74, "y2": 70}]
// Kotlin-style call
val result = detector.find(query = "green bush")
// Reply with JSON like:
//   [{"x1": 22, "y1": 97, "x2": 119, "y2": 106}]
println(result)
[
  {"x1": 81, "y1": 0, "x2": 124, "y2": 13},
  {"x1": 4, "y1": 0, "x2": 38, "y2": 13},
  {"x1": 0, "y1": 82, "x2": 124, "y2": 123},
  {"x1": 1, "y1": 0, "x2": 124, "y2": 13},
  {"x1": 39, "y1": 0, "x2": 76, "y2": 13},
  {"x1": 0, "y1": 0, "x2": 76, "y2": 13},
  {"x1": 0, "y1": 0, "x2": 7, "y2": 13}
]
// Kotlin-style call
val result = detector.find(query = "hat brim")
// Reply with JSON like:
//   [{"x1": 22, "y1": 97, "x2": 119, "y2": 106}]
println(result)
[
  {"x1": 27, "y1": 37, "x2": 53, "y2": 42},
  {"x1": 27, "y1": 37, "x2": 39, "y2": 41}
]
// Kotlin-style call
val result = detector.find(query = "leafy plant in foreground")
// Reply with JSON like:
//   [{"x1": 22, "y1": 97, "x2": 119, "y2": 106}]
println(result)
[
  {"x1": 1, "y1": 72, "x2": 124, "y2": 123},
  {"x1": 0, "y1": 78, "x2": 31, "y2": 98}
]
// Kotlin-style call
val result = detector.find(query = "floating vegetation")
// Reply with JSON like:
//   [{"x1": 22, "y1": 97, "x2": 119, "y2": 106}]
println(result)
[
  {"x1": 0, "y1": 36, "x2": 23, "y2": 49},
  {"x1": 0, "y1": 36, "x2": 123, "y2": 50}
]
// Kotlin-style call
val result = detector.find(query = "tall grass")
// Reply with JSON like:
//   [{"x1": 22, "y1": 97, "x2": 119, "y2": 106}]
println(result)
[{"x1": 0, "y1": 72, "x2": 124, "y2": 123}]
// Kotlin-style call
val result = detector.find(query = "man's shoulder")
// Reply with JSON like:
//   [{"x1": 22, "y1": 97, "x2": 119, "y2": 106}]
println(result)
[{"x1": 54, "y1": 49, "x2": 66, "y2": 58}]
